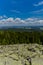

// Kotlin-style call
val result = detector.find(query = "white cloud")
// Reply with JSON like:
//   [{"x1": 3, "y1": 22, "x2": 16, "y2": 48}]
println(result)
[
  {"x1": 38, "y1": 20, "x2": 43, "y2": 23},
  {"x1": 14, "y1": 18, "x2": 25, "y2": 24},
  {"x1": 3, "y1": 15, "x2": 8, "y2": 18},
  {"x1": 10, "y1": 10, "x2": 21, "y2": 13},
  {"x1": 0, "y1": 16, "x2": 3, "y2": 19},
  {"x1": 6, "y1": 18, "x2": 14, "y2": 22},
  {"x1": 30, "y1": 9, "x2": 43, "y2": 15},
  {"x1": 34, "y1": 1, "x2": 43, "y2": 6},
  {"x1": 25, "y1": 18, "x2": 34, "y2": 22},
  {"x1": 0, "y1": 15, "x2": 7, "y2": 19},
  {"x1": 33, "y1": 9, "x2": 43, "y2": 13},
  {"x1": 25, "y1": 18, "x2": 43, "y2": 26},
  {"x1": 0, "y1": 16, "x2": 43, "y2": 26}
]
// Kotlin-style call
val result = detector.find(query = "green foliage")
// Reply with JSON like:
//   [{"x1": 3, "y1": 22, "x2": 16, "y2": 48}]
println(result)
[{"x1": 0, "y1": 30, "x2": 43, "y2": 45}]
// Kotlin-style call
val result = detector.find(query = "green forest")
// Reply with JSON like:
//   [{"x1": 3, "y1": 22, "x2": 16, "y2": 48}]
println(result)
[{"x1": 0, "y1": 30, "x2": 43, "y2": 45}]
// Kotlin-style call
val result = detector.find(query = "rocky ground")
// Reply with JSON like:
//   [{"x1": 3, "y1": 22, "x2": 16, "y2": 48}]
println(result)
[{"x1": 0, "y1": 44, "x2": 43, "y2": 65}]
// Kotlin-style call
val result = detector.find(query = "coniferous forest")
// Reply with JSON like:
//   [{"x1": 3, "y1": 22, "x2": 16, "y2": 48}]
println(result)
[{"x1": 0, "y1": 30, "x2": 43, "y2": 45}]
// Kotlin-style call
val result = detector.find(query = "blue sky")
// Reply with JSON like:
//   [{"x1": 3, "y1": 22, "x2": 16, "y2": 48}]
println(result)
[{"x1": 0, "y1": 0, "x2": 43, "y2": 26}]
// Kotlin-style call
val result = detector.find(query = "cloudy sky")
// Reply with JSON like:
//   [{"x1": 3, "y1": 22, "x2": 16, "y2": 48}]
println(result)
[{"x1": 0, "y1": 0, "x2": 43, "y2": 26}]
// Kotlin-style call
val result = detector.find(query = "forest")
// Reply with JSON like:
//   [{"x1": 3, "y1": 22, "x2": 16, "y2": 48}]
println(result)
[{"x1": 0, "y1": 30, "x2": 43, "y2": 45}]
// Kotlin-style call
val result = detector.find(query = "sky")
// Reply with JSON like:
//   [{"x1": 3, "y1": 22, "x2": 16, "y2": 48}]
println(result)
[{"x1": 0, "y1": 0, "x2": 43, "y2": 26}]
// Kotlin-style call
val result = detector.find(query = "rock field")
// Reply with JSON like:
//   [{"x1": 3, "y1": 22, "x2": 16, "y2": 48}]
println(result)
[{"x1": 0, "y1": 44, "x2": 43, "y2": 65}]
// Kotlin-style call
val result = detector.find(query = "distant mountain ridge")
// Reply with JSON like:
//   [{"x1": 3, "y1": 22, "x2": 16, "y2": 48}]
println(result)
[{"x1": 0, "y1": 26, "x2": 43, "y2": 31}]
